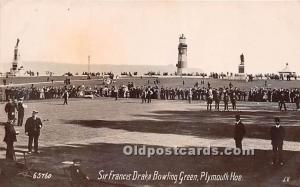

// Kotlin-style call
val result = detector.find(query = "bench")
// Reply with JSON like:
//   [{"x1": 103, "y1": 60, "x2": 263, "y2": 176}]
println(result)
[{"x1": 0, "y1": 147, "x2": 32, "y2": 177}]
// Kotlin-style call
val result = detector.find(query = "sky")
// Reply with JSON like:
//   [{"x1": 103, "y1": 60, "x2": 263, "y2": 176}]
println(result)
[{"x1": 1, "y1": 0, "x2": 300, "y2": 74}]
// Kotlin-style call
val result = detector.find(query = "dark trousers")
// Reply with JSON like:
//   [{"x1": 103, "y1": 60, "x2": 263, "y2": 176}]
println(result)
[
  {"x1": 28, "y1": 134, "x2": 39, "y2": 152},
  {"x1": 6, "y1": 141, "x2": 15, "y2": 161},
  {"x1": 232, "y1": 101, "x2": 236, "y2": 110},
  {"x1": 207, "y1": 104, "x2": 212, "y2": 111},
  {"x1": 272, "y1": 144, "x2": 283, "y2": 163},
  {"x1": 224, "y1": 102, "x2": 229, "y2": 111},
  {"x1": 235, "y1": 139, "x2": 242, "y2": 150},
  {"x1": 64, "y1": 98, "x2": 68, "y2": 105},
  {"x1": 215, "y1": 102, "x2": 219, "y2": 110},
  {"x1": 279, "y1": 102, "x2": 287, "y2": 110},
  {"x1": 296, "y1": 101, "x2": 300, "y2": 109},
  {"x1": 142, "y1": 97, "x2": 146, "y2": 103},
  {"x1": 18, "y1": 113, "x2": 24, "y2": 126}
]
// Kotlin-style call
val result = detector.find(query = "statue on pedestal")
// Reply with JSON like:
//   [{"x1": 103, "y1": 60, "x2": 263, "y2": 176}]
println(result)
[
  {"x1": 238, "y1": 53, "x2": 245, "y2": 74},
  {"x1": 240, "y1": 53, "x2": 244, "y2": 65}
]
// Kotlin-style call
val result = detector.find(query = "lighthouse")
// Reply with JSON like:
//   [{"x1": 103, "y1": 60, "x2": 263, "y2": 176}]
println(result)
[{"x1": 176, "y1": 34, "x2": 187, "y2": 76}]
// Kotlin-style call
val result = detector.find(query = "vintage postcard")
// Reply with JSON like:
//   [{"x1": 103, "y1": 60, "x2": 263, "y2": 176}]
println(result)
[{"x1": 0, "y1": 0, "x2": 299, "y2": 187}]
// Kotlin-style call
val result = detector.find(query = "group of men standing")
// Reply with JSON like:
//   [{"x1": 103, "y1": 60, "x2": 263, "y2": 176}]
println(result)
[
  {"x1": 206, "y1": 88, "x2": 238, "y2": 111},
  {"x1": 234, "y1": 115, "x2": 285, "y2": 166},
  {"x1": 3, "y1": 99, "x2": 43, "y2": 160},
  {"x1": 141, "y1": 87, "x2": 153, "y2": 103},
  {"x1": 4, "y1": 98, "x2": 25, "y2": 126}
]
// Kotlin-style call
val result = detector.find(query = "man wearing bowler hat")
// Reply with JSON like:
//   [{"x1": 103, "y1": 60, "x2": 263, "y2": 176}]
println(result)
[
  {"x1": 4, "y1": 99, "x2": 16, "y2": 123},
  {"x1": 270, "y1": 117, "x2": 285, "y2": 166},
  {"x1": 233, "y1": 114, "x2": 246, "y2": 150},
  {"x1": 17, "y1": 98, "x2": 25, "y2": 126},
  {"x1": 25, "y1": 110, "x2": 43, "y2": 154}
]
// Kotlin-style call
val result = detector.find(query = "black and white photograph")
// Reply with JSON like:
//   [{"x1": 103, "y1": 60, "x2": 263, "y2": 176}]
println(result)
[{"x1": 0, "y1": 0, "x2": 300, "y2": 186}]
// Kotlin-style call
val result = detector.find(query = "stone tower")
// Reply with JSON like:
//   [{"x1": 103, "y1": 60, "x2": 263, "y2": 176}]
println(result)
[{"x1": 176, "y1": 34, "x2": 187, "y2": 75}]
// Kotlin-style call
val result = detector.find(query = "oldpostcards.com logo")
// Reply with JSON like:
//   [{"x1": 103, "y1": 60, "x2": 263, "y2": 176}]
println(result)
[{"x1": 123, "y1": 145, "x2": 255, "y2": 157}]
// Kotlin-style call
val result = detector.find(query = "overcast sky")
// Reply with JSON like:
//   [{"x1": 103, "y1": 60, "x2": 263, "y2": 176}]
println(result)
[{"x1": 1, "y1": 0, "x2": 300, "y2": 74}]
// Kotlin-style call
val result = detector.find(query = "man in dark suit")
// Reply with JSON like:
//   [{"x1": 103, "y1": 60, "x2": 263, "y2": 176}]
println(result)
[
  {"x1": 223, "y1": 90, "x2": 229, "y2": 111},
  {"x1": 231, "y1": 92, "x2": 237, "y2": 110},
  {"x1": 279, "y1": 92, "x2": 287, "y2": 111},
  {"x1": 17, "y1": 98, "x2": 25, "y2": 126},
  {"x1": 4, "y1": 99, "x2": 16, "y2": 122},
  {"x1": 63, "y1": 90, "x2": 69, "y2": 105},
  {"x1": 25, "y1": 110, "x2": 43, "y2": 154},
  {"x1": 234, "y1": 115, "x2": 246, "y2": 150},
  {"x1": 3, "y1": 120, "x2": 19, "y2": 160},
  {"x1": 295, "y1": 92, "x2": 300, "y2": 110},
  {"x1": 270, "y1": 117, "x2": 285, "y2": 166}
]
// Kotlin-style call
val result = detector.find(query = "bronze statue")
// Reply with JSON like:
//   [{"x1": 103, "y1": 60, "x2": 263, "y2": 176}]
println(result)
[{"x1": 240, "y1": 53, "x2": 244, "y2": 64}]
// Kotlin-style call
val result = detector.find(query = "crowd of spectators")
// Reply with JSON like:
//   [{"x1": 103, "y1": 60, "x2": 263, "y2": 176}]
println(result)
[{"x1": 2, "y1": 81, "x2": 299, "y2": 107}]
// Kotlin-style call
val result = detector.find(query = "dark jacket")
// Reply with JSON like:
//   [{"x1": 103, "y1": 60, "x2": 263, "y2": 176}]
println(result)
[
  {"x1": 5, "y1": 102, "x2": 16, "y2": 120},
  {"x1": 295, "y1": 94, "x2": 300, "y2": 102},
  {"x1": 234, "y1": 121, "x2": 246, "y2": 140},
  {"x1": 224, "y1": 93, "x2": 229, "y2": 102},
  {"x1": 270, "y1": 126, "x2": 285, "y2": 145},
  {"x1": 25, "y1": 117, "x2": 43, "y2": 136},
  {"x1": 3, "y1": 123, "x2": 17, "y2": 143},
  {"x1": 5, "y1": 102, "x2": 15, "y2": 113},
  {"x1": 279, "y1": 93, "x2": 285, "y2": 103},
  {"x1": 17, "y1": 103, "x2": 25, "y2": 115}
]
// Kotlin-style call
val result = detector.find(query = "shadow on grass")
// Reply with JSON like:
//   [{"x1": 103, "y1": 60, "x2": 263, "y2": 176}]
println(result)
[{"x1": 64, "y1": 109, "x2": 300, "y2": 141}]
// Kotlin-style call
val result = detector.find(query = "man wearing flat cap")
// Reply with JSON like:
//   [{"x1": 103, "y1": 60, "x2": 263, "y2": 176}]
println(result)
[
  {"x1": 270, "y1": 117, "x2": 285, "y2": 166},
  {"x1": 25, "y1": 110, "x2": 43, "y2": 154}
]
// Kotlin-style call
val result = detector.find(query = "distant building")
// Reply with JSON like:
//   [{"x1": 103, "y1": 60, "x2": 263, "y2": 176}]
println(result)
[
  {"x1": 176, "y1": 34, "x2": 187, "y2": 76},
  {"x1": 278, "y1": 63, "x2": 296, "y2": 79}
]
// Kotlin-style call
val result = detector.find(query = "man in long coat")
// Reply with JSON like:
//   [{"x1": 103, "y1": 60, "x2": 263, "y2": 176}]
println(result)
[
  {"x1": 25, "y1": 110, "x2": 43, "y2": 154},
  {"x1": 270, "y1": 117, "x2": 285, "y2": 166},
  {"x1": 3, "y1": 120, "x2": 19, "y2": 160},
  {"x1": 234, "y1": 115, "x2": 246, "y2": 150}
]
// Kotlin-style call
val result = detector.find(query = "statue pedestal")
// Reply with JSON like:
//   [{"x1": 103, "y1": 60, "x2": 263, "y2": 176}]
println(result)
[
  {"x1": 238, "y1": 65, "x2": 245, "y2": 74},
  {"x1": 235, "y1": 73, "x2": 247, "y2": 80}
]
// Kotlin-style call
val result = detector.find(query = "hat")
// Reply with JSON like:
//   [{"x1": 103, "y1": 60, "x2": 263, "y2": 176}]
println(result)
[
  {"x1": 73, "y1": 159, "x2": 81, "y2": 164},
  {"x1": 32, "y1": 110, "x2": 38, "y2": 114}
]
